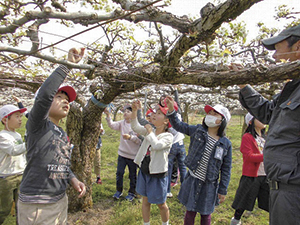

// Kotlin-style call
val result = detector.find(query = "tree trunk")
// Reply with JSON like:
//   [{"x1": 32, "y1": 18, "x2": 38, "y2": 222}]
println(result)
[{"x1": 66, "y1": 101, "x2": 103, "y2": 212}]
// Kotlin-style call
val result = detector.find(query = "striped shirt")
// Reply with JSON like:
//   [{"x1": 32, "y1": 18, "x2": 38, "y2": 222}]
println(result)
[{"x1": 193, "y1": 135, "x2": 217, "y2": 181}]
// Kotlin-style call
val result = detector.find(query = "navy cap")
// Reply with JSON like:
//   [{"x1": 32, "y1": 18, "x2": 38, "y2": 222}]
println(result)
[{"x1": 262, "y1": 24, "x2": 300, "y2": 50}]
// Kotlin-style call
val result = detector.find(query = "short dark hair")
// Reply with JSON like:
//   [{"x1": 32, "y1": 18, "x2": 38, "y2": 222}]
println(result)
[
  {"x1": 245, "y1": 118, "x2": 266, "y2": 138},
  {"x1": 202, "y1": 115, "x2": 227, "y2": 137},
  {"x1": 1, "y1": 115, "x2": 11, "y2": 125},
  {"x1": 286, "y1": 35, "x2": 300, "y2": 48}
]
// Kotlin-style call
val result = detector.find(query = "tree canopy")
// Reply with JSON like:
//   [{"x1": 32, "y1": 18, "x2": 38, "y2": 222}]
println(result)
[{"x1": 1, "y1": 0, "x2": 299, "y2": 210}]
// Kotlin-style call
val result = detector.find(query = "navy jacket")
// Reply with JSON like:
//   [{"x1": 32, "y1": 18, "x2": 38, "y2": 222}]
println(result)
[{"x1": 167, "y1": 111, "x2": 232, "y2": 195}]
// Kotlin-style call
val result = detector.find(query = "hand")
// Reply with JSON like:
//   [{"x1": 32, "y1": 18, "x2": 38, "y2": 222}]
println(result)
[
  {"x1": 165, "y1": 96, "x2": 175, "y2": 112},
  {"x1": 123, "y1": 134, "x2": 131, "y2": 140},
  {"x1": 137, "y1": 100, "x2": 142, "y2": 109},
  {"x1": 145, "y1": 124, "x2": 153, "y2": 134},
  {"x1": 218, "y1": 194, "x2": 226, "y2": 204},
  {"x1": 131, "y1": 100, "x2": 138, "y2": 111},
  {"x1": 70, "y1": 177, "x2": 86, "y2": 198},
  {"x1": 228, "y1": 63, "x2": 244, "y2": 71},
  {"x1": 104, "y1": 107, "x2": 110, "y2": 116},
  {"x1": 68, "y1": 48, "x2": 85, "y2": 63},
  {"x1": 12, "y1": 95, "x2": 21, "y2": 103},
  {"x1": 238, "y1": 84, "x2": 247, "y2": 89}
]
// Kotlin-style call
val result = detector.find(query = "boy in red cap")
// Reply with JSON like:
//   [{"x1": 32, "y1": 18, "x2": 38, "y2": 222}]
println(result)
[
  {"x1": 0, "y1": 104, "x2": 27, "y2": 224},
  {"x1": 17, "y1": 48, "x2": 86, "y2": 225}
]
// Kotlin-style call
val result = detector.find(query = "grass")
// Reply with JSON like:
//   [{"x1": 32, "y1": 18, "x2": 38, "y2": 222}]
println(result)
[{"x1": 1, "y1": 114, "x2": 269, "y2": 225}]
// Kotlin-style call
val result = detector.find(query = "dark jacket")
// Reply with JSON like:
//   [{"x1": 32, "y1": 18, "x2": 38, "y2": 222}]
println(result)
[
  {"x1": 239, "y1": 81, "x2": 300, "y2": 185},
  {"x1": 20, "y1": 65, "x2": 75, "y2": 202}
]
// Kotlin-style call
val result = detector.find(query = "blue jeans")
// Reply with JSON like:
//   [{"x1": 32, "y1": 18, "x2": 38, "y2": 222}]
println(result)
[
  {"x1": 116, "y1": 155, "x2": 137, "y2": 194},
  {"x1": 168, "y1": 141, "x2": 187, "y2": 192}
]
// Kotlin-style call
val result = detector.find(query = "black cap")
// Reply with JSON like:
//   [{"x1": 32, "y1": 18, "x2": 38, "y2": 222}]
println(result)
[{"x1": 262, "y1": 24, "x2": 300, "y2": 50}]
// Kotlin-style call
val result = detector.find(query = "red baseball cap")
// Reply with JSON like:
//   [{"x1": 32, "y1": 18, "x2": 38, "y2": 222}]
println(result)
[
  {"x1": 35, "y1": 85, "x2": 77, "y2": 103},
  {"x1": 204, "y1": 104, "x2": 231, "y2": 122},
  {"x1": 57, "y1": 85, "x2": 77, "y2": 102},
  {"x1": 146, "y1": 108, "x2": 154, "y2": 116}
]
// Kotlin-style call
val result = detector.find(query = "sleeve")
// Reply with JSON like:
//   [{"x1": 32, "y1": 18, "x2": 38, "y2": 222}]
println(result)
[
  {"x1": 17, "y1": 102, "x2": 29, "y2": 118},
  {"x1": 129, "y1": 133, "x2": 142, "y2": 145},
  {"x1": 105, "y1": 117, "x2": 121, "y2": 131},
  {"x1": 145, "y1": 132, "x2": 173, "y2": 152},
  {"x1": 239, "y1": 85, "x2": 277, "y2": 124},
  {"x1": 240, "y1": 134, "x2": 264, "y2": 162},
  {"x1": 0, "y1": 134, "x2": 26, "y2": 156},
  {"x1": 167, "y1": 110, "x2": 197, "y2": 136},
  {"x1": 131, "y1": 117, "x2": 148, "y2": 136},
  {"x1": 27, "y1": 65, "x2": 70, "y2": 132},
  {"x1": 174, "y1": 89, "x2": 182, "y2": 114},
  {"x1": 218, "y1": 141, "x2": 232, "y2": 195},
  {"x1": 137, "y1": 109, "x2": 150, "y2": 126},
  {"x1": 100, "y1": 123, "x2": 105, "y2": 135}
]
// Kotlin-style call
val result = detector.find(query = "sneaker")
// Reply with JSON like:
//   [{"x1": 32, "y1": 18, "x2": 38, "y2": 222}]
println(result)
[
  {"x1": 125, "y1": 192, "x2": 136, "y2": 201},
  {"x1": 113, "y1": 191, "x2": 123, "y2": 200},
  {"x1": 167, "y1": 192, "x2": 173, "y2": 198},
  {"x1": 171, "y1": 182, "x2": 177, "y2": 187},
  {"x1": 230, "y1": 217, "x2": 242, "y2": 225},
  {"x1": 96, "y1": 177, "x2": 102, "y2": 184}
]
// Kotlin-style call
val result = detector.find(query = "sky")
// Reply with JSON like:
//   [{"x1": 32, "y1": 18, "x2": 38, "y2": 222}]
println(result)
[{"x1": 14, "y1": 0, "x2": 300, "y2": 57}]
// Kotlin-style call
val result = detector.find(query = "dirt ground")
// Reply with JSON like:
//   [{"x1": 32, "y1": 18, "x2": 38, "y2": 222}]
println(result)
[{"x1": 68, "y1": 200, "x2": 114, "y2": 225}]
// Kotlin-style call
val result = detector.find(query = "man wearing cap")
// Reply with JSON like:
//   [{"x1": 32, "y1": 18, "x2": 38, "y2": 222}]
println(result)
[
  {"x1": 17, "y1": 48, "x2": 86, "y2": 225},
  {"x1": 0, "y1": 105, "x2": 27, "y2": 224},
  {"x1": 239, "y1": 24, "x2": 300, "y2": 225}
]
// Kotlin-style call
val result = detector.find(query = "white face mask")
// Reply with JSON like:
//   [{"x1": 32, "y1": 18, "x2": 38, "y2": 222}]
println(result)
[{"x1": 204, "y1": 115, "x2": 220, "y2": 128}]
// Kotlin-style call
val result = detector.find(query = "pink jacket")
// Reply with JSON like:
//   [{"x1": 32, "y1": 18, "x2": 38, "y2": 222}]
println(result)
[{"x1": 106, "y1": 117, "x2": 141, "y2": 160}]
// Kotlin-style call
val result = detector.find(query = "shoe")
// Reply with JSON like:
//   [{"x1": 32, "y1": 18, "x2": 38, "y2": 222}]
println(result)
[
  {"x1": 96, "y1": 177, "x2": 102, "y2": 184},
  {"x1": 171, "y1": 182, "x2": 177, "y2": 187},
  {"x1": 230, "y1": 217, "x2": 242, "y2": 225},
  {"x1": 167, "y1": 192, "x2": 173, "y2": 198},
  {"x1": 125, "y1": 192, "x2": 136, "y2": 201},
  {"x1": 113, "y1": 191, "x2": 123, "y2": 200}
]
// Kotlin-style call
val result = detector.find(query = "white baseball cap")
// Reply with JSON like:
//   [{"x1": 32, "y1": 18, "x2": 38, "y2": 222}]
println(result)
[
  {"x1": 0, "y1": 105, "x2": 27, "y2": 121},
  {"x1": 204, "y1": 104, "x2": 231, "y2": 122},
  {"x1": 245, "y1": 112, "x2": 254, "y2": 126}
]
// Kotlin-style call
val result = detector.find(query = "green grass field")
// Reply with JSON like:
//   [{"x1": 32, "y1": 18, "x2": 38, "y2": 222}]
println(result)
[{"x1": 1, "y1": 114, "x2": 269, "y2": 225}]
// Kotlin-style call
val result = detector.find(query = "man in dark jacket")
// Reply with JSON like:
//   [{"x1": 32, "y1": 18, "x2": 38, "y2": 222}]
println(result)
[{"x1": 239, "y1": 24, "x2": 300, "y2": 225}]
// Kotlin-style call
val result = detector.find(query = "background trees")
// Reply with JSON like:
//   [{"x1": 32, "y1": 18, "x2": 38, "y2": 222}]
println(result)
[{"x1": 0, "y1": 0, "x2": 299, "y2": 211}]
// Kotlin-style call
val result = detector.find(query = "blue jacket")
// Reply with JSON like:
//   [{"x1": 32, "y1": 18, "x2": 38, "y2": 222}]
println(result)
[{"x1": 167, "y1": 111, "x2": 232, "y2": 195}]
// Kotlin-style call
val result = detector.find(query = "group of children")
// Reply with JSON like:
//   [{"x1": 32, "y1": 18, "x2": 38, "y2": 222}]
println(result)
[{"x1": 0, "y1": 47, "x2": 269, "y2": 225}]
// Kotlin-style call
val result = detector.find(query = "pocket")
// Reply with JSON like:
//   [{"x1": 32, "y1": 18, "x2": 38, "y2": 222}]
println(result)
[
  {"x1": 280, "y1": 100, "x2": 300, "y2": 110},
  {"x1": 190, "y1": 133, "x2": 205, "y2": 156}
]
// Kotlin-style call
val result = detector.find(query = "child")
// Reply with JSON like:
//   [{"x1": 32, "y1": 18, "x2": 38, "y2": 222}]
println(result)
[
  {"x1": 131, "y1": 100, "x2": 173, "y2": 225},
  {"x1": 17, "y1": 48, "x2": 86, "y2": 225},
  {"x1": 230, "y1": 113, "x2": 269, "y2": 225},
  {"x1": 94, "y1": 123, "x2": 105, "y2": 184},
  {"x1": 165, "y1": 96, "x2": 232, "y2": 225},
  {"x1": 104, "y1": 105, "x2": 141, "y2": 201},
  {"x1": 0, "y1": 105, "x2": 27, "y2": 224}
]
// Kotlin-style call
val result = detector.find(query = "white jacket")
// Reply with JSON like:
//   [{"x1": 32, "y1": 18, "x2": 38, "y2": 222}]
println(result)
[
  {"x1": 131, "y1": 118, "x2": 173, "y2": 174},
  {"x1": 0, "y1": 130, "x2": 26, "y2": 176}
]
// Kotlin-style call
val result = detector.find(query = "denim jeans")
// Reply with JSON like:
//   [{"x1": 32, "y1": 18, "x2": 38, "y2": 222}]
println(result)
[
  {"x1": 116, "y1": 155, "x2": 137, "y2": 194},
  {"x1": 168, "y1": 141, "x2": 187, "y2": 193}
]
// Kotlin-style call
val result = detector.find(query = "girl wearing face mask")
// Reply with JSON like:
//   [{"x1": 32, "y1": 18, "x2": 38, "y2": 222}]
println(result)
[{"x1": 165, "y1": 97, "x2": 232, "y2": 225}]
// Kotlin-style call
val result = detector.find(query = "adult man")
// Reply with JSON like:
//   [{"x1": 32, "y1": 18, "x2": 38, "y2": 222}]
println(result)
[{"x1": 239, "y1": 24, "x2": 300, "y2": 225}]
